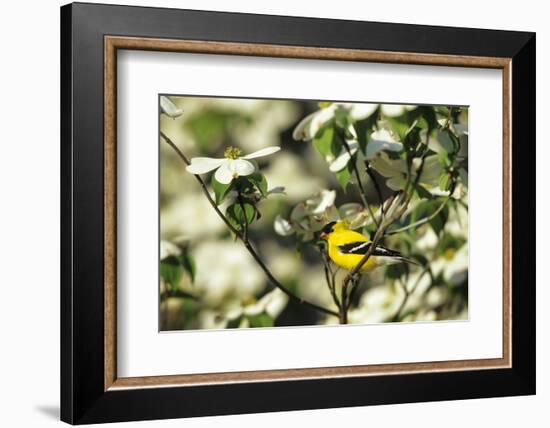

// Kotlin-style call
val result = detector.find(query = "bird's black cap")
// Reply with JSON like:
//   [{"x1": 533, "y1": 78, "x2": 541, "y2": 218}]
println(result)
[{"x1": 321, "y1": 221, "x2": 337, "y2": 235}]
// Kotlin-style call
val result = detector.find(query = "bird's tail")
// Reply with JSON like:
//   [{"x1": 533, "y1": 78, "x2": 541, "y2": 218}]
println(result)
[
  {"x1": 386, "y1": 255, "x2": 422, "y2": 266},
  {"x1": 373, "y1": 245, "x2": 422, "y2": 267},
  {"x1": 399, "y1": 255, "x2": 422, "y2": 266}
]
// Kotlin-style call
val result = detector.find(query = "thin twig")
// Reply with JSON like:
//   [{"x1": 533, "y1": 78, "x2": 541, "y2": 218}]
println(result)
[
  {"x1": 161, "y1": 289, "x2": 199, "y2": 301},
  {"x1": 365, "y1": 161, "x2": 385, "y2": 214},
  {"x1": 346, "y1": 275, "x2": 361, "y2": 309},
  {"x1": 237, "y1": 193, "x2": 249, "y2": 241},
  {"x1": 340, "y1": 280, "x2": 349, "y2": 324},
  {"x1": 387, "y1": 196, "x2": 451, "y2": 235},
  {"x1": 391, "y1": 266, "x2": 431, "y2": 322},
  {"x1": 160, "y1": 132, "x2": 339, "y2": 317},
  {"x1": 341, "y1": 138, "x2": 379, "y2": 227},
  {"x1": 320, "y1": 247, "x2": 341, "y2": 310}
]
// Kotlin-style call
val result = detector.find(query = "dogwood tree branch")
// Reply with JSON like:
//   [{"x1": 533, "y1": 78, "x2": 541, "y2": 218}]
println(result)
[
  {"x1": 341, "y1": 138, "x2": 379, "y2": 227},
  {"x1": 386, "y1": 196, "x2": 451, "y2": 235},
  {"x1": 319, "y1": 246, "x2": 341, "y2": 311},
  {"x1": 391, "y1": 266, "x2": 432, "y2": 322},
  {"x1": 161, "y1": 131, "x2": 339, "y2": 318},
  {"x1": 365, "y1": 161, "x2": 385, "y2": 214}
]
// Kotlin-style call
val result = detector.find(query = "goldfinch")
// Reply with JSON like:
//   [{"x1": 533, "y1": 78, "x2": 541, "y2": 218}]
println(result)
[{"x1": 319, "y1": 221, "x2": 419, "y2": 272}]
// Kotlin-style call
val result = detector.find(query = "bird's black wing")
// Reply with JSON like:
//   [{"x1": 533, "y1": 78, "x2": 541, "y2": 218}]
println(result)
[{"x1": 338, "y1": 242, "x2": 403, "y2": 257}]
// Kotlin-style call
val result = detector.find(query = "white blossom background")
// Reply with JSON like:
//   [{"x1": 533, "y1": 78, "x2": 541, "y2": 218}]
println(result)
[{"x1": 160, "y1": 96, "x2": 469, "y2": 331}]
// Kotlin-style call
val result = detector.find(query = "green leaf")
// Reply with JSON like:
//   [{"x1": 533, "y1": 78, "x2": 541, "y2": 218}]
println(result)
[
  {"x1": 414, "y1": 184, "x2": 433, "y2": 200},
  {"x1": 313, "y1": 126, "x2": 335, "y2": 157},
  {"x1": 386, "y1": 263, "x2": 409, "y2": 280},
  {"x1": 438, "y1": 234, "x2": 466, "y2": 254},
  {"x1": 354, "y1": 110, "x2": 379, "y2": 152},
  {"x1": 439, "y1": 173, "x2": 451, "y2": 191},
  {"x1": 438, "y1": 149, "x2": 452, "y2": 167},
  {"x1": 186, "y1": 110, "x2": 250, "y2": 148},
  {"x1": 226, "y1": 212, "x2": 242, "y2": 231},
  {"x1": 417, "y1": 106, "x2": 438, "y2": 131},
  {"x1": 407, "y1": 198, "x2": 449, "y2": 236},
  {"x1": 248, "y1": 173, "x2": 268, "y2": 197},
  {"x1": 180, "y1": 253, "x2": 196, "y2": 284},
  {"x1": 227, "y1": 316, "x2": 243, "y2": 329},
  {"x1": 428, "y1": 202, "x2": 449, "y2": 235},
  {"x1": 387, "y1": 118, "x2": 409, "y2": 141},
  {"x1": 227, "y1": 202, "x2": 256, "y2": 226},
  {"x1": 247, "y1": 312, "x2": 274, "y2": 328},
  {"x1": 335, "y1": 162, "x2": 353, "y2": 189},
  {"x1": 334, "y1": 106, "x2": 351, "y2": 129},
  {"x1": 160, "y1": 255, "x2": 184, "y2": 291},
  {"x1": 437, "y1": 129, "x2": 454, "y2": 154},
  {"x1": 160, "y1": 253, "x2": 196, "y2": 288},
  {"x1": 403, "y1": 125, "x2": 421, "y2": 149},
  {"x1": 410, "y1": 253, "x2": 429, "y2": 266},
  {"x1": 211, "y1": 175, "x2": 233, "y2": 205},
  {"x1": 180, "y1": 298, "x2": 201, "y2": 327}
]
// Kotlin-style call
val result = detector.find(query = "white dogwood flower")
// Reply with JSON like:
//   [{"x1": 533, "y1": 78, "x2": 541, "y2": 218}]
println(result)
[
  {"x1": 292, "y1": 102, "x2": 378, "y2": 141},
  {"x1": 160, "y1": 96, "x2": 183, "y2": 118},
  {"x1": 380, "y1": 104, "x2": 417, "y2": 117},
  {"x1": 328, "y1": 141, "x2": 360, "y2": 172},
  {"x1": 274, "y1": 191, "x2": 371, "y2": 240},
  {"x1": 186, "y1": 146, "x2": 280, "y2": 184},
  {"x1": 227, "y1": 288, "x2": 289, "y2": 320},
  {"x1": 365, "y1": 129, "x2": 403, "y2": 159},
  {"x1": 370, "y1": 151, "x2": 443, "y2": 191},
  {"x1": 274, "y1": 189, "x2": 337, "y2": 240},
  {"x1": 160, "y1": 240, "x2": 181, "y2": 260}
]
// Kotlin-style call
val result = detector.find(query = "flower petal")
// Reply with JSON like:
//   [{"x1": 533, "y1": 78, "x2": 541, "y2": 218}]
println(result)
[
  {"x1": 274, "y1": 215, "x2": 295, "y2": 236},
  {"x1": 365, "y1": 139, "x2": 403, "y2": 159},
  {"x1": 214, "y1": 159, "x2": 256, "y2": 184},
  {"x1": 231, "y1": 159, "x2": 256, "y2": 176},
  {"x1": 267, "y1": 186, "x2": 286, "y2": 195},
  {"x1": 292, "y1": 112, "x2": 316, "y2": 141},
  {"x1": 263, "y1": 288, "x2": 289, "y2": 318},
  {"x1": 292, "y1": 106, "x2": 336, "y2": 141},
  {"x1": 329, "y1": 142, "x2": 358, "y2": 172},
  {"x1": 370, "y1": 129, "x2": 398, "y2": 143},
  {"x1": 381, "y1": 104, "x2": 416, "y2": 117},
  {"x1": 242, "y1": 146, "x2": 281, "y2": 159},
  {"x1": 186, "y1": 157, "x2": 225, "y2": 174},
  {"x1": 416, "y1": 155, "x2": 442, "y2": 185},
  {"x1": 454, "y1": 123, "x2": 468, "y2": 136},
  {"x1": 306, "y1": 189, "x2": 337, "y2": 215},
  {"x1": 386, "y1": 175, "x2": 407, "y2": 191},
  {"x1": 338, "y1": 202, "x2": 363, "y2": 219},
  {"x1": 160, "y1": 96, "x2": 183, "y2": 118},
  {"x1": 213, "y1": 162, "x2": 235, "y2": 184},
  {"x1": 364, "y1": 130, "x2": 403, "y2": 159},
  {"x1": 290, "y1": 203, "x2": 307, "y2": 222},
  {"x1": 348, "y1": 103, "x2": 378, "y2": 120},
  {"x1": 369, "y1": 152, "x2": 407, "y2": 178},
  {"x1": 160, "y1": 240, "x2": 181, "y2": 260}
]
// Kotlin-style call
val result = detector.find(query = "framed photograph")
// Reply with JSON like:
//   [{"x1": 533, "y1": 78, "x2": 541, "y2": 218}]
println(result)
[{"x1": 61, "y1": 2, "x2": 535, "y2": 424}]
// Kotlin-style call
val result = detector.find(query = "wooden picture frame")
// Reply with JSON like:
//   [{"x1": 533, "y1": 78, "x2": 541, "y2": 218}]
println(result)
[{"x1": 61, "y1": 2, "x2": 535, "y2": 424}]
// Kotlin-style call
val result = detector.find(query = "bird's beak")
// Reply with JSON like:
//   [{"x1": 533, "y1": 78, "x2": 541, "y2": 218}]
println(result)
[{"x1": 320, "y1": 232, "x2": 327, "y2": 240}]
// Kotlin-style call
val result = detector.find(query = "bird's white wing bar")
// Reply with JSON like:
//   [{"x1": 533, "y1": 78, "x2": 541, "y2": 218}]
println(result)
[
  {"x1": 338, "y1": 242, "x2": 404, "y2": 258},
  {"x1": 338, "y1": 241, "x2": 371, "y2": 255}
]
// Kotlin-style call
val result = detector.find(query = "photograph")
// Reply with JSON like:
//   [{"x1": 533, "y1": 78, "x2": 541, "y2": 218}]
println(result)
[{"x1": 159, "y1": 95, "x2": 469, "y2": 331}]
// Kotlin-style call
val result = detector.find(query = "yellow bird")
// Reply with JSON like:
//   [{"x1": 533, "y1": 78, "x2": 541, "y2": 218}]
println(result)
[{"x1": 319, "y1": 221, "x2": 419, "y2": 272}]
